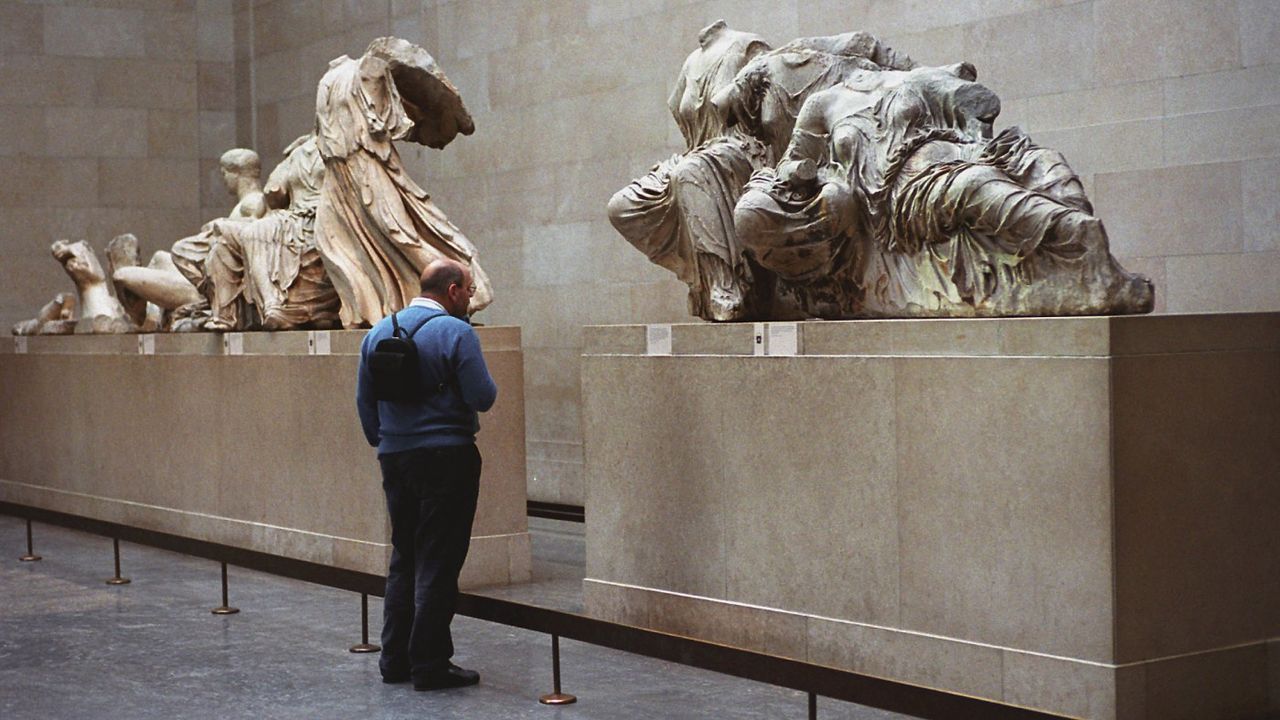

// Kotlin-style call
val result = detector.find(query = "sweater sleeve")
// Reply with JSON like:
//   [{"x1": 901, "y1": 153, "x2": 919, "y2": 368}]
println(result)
[
  {"x1": 453, "y1": 325, "x2": 497, "y2": 412},
  {"x1": 355, "y1": 331, "x2": 381, "y2": 447}
]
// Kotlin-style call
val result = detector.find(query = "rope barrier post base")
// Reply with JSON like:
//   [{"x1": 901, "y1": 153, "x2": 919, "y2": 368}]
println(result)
[
  {"x1": 211, "y1": 561, "x2": 239, "y2": 615},
  {"x1": 18, "y1": 518, "x2": 41, "y2": 562},
  {"x1": 349, "y1": 592, "x2": 381, "y2": 653},
  {"x1": 538, "y1": 634, "x2": 577, "y2": 706},
  {"x1": 105, "y1": 538, "x2": 131, "y2": 585}
]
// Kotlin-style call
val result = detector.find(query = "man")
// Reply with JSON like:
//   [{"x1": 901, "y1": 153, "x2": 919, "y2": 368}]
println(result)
[{"x1": 355, "y1": 258, "x2": 497, "y2": 690}]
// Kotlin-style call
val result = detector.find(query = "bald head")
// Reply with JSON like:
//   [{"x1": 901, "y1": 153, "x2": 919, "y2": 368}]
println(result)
[
  {"x1": 420, "y1": 259, "x2": 465, "y2": 296},
  {"x1": 419, "y1": 258, "x2": 473, "y2": 318}
]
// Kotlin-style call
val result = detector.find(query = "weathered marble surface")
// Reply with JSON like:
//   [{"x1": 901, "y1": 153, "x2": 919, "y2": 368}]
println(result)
[
  {"x1": 10, "y1": 292, "x2": 75, "y2": 336},
  {"x1": 315, "y1": 37, "x2": 493, "y2": 328},
  {"x1": 610, "y1": 22, "x2": 1154, "y2": 321},
  {"x1": 11, "y1": 38, "x2": 488, "y2": 336},
  {"x1": 50, "y1": 239, "x2": 131, "y2": 334},
  {"x1": 205, "y1": 134, "x2": 340, "y2": 331}
]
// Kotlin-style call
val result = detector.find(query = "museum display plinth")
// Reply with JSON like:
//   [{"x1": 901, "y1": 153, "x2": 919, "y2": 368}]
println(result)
[
  {"x1": 581, "y1": 313, "x2": 1279, "y2": 720},
  {"x1": 0, "y1": 328, "x2": 530, "y2": 589}
]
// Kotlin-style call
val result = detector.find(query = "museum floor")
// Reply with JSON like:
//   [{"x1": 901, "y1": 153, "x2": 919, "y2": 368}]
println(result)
[{"x1": 0, "y1": 515, "x2": 909, "y2": 720}]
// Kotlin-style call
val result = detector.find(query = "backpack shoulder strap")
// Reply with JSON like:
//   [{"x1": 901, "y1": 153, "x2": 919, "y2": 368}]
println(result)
[{"x1": 404, "y1": 311, "x2": 445, "y2": 339}]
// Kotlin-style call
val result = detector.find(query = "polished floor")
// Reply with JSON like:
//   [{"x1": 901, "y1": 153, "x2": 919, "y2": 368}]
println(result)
[{"x1": 0, "y1": 514, "x2": 911, "y2": 719}]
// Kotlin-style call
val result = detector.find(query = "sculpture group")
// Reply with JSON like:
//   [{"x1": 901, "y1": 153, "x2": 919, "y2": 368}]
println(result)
[
  {"x1": 609, "y1": 22, "x2": 1154, "y2": 320},
  {"x1": 14, "y1": 38, "x2": 491, "y2": 335},
  {"x1": 15, "y1": 26, "x2": 1157, "y2": 335}
]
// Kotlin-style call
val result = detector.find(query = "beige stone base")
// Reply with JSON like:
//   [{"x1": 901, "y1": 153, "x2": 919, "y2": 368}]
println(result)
[
  {"x1": 0, "y1": 329, "x2": 530, "y2": 589},
  {"x1": 582, "y1": 313, "x2": 1280, "y2": 720},
  {"x1": 586, "y1": 580, "x2": 1277, "y2": 720}
]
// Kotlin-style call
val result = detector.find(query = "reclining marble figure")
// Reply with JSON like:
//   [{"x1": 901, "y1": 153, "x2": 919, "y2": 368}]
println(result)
[
  {"x1": 108, "y1": 233, "x2": 199, "y2": 332},
  {"x1": 11, "y1": 292, "x2": 76, "y2": 336},
  {"x1": 50, "y1": 239, "x2": 133, "y2": 334},
  {"x1": 315, "y1": 37, "x2": 493, "y2": 327},
  {"x1": 109, "y1": 148, "x2": 268, "y2": 331},
  {"x1": 610, "y1": 24, "x2": 1154, "y2": 320}
]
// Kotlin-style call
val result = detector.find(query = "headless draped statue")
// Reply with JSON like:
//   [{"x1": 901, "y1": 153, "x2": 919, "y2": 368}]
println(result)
[{"x1": 315, "y1": 37, "x2": 492, "y2": 328}]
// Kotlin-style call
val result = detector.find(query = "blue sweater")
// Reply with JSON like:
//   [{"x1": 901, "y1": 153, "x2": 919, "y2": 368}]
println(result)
[{"x1": 356, "y1": 306, "x2": 497, "y2": 456}]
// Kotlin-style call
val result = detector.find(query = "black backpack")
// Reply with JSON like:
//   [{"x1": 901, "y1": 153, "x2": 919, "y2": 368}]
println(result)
[{"x1": 368, "y1": 311, "x2": 447, "y2": 402}]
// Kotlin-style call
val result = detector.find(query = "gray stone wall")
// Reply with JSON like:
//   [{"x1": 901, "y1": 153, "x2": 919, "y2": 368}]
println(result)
[
  {"x1": 3, "y1": 0, "x2": 1277, "y2": 506},
  {"x1": 0, "y1": 0, "x2": 239, "y2": 334}
]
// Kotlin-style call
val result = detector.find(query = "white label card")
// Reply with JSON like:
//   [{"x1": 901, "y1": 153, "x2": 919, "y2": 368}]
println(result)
[
  {"x1": 223, "y1": 332, "x2": 244, "y2": 356},
  {"x1": 752, "y1": 322, "x2": 765, "y2": 356},
  {"x1": 137, "y1": 334, "x2": 155, "y2": 355},
  {"x1": 646, "y1": 324, "x2": 672, "y2": 356},
  {"x1": 766, "y1": 323, "x2": 799, "y2": 357},
  {"x1": 14, "y1": 337, "x2": 28, "y2": 354},
  {"x1": 308, "y1": 330, "x2": 331, "y2": 356}
]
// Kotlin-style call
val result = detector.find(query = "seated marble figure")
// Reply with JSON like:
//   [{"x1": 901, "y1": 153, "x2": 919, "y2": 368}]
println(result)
[
  {"x1": 203, "y1": 134, "x2": 341, "y2": 331},
  {"x1": 109, "y1": 148, "x2": 269, "y2": 331},
  {"x1": 607, "y1": 23, "x2": 917, "y2": 321},
  {"x1": 609, "y1": 23, "x2": 1153, "y2": 320}
]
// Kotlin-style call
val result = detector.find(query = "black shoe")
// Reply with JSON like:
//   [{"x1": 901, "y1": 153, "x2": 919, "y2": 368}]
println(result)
[
  {"x1": 413, "y1": 664, "x2": 480, "y2": 691},
  {"x1": 381, "y1": 672, "x2": 411, "y2": 685}
]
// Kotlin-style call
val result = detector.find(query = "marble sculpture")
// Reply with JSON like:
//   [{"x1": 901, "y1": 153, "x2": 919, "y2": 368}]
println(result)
[
  {"x1": 13, "y1": 37, "x2": 486, "y2": 335},
  {"x1": 315, "y1": 36, "x2": 492, "y2": 328},
  {"x1": 50, "y1": 239, "x2": 132, "y2": 334},
  {"x1": 204, "y1": 133, "x2": 341, "y2": 331},
  {"x1": 11, "y1": 292, "x2": 76, "y2": 336},
  {"x1": 609, "y1": 22, "x2": 1155, "y2": 320}
]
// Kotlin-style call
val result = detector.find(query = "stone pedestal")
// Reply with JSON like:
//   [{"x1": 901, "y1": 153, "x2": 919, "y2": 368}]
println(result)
[
  {"x1": 0, "y1": 328, "x2": 530, "y2": 589},
  {"x1": 581, "y1": 314, "x2": 1279, "y2": 720}
]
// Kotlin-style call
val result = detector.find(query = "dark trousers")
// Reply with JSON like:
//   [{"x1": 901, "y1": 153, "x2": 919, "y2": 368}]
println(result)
[{"x1": 377, "y1": 443, "x2": 481, "y2": 680}]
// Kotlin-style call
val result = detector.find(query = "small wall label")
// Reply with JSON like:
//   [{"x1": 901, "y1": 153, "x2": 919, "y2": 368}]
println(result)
[
  {"x1": 223, "y1": 332, "x2": 244, "y2": 356},
  {"x1": 767, "y1": 323, "x2": 799, "y2": 356},
  {"x1": 137, "y1": 334, "x2": 155, "y2": 355},
  {"x1": 646, "y1": 324, "x2": 672, "y2": 356},
  {"x1": 753, "y1": 323, "x2": 765, "y2": 356},
  {"x1": 14, "y1": 337, "x2": 27, "y2": 354},
  {"x1": 308, "y1": 330, "x2": 331, "y2": 356}
]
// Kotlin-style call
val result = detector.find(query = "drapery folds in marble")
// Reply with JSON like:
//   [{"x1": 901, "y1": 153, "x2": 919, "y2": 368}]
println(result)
[{"x1": 315, "y1": 37, "x2": 492, "y2": 328}]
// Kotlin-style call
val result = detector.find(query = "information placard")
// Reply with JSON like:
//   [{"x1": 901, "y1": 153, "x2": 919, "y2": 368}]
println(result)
[
  {"x1": 223, "y1": 332, "x2": 244, "y2": 356},
  {"x1": 646, "y1": 324, "x2": 672, "y2": 356},
  {"x1": 14, "y1": 337, "x2": 27, "y2": 354},
  {"x1": 766, "y1": 322, "x2": 799, "y2": 356},
  {"x1": 308, "y1": 330, "x2": 331, "y2": 356},
  {"x1": 137, "y1": 334, "x2": 155, "y2": 355}
]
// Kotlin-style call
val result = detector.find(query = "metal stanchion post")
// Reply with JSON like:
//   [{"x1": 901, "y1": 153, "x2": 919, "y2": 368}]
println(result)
[
  {"x1": 18, "y1": 518, "x2": 41, "y2": 562},
  {"x1": 538, "y1": 633, "x2": 577, "y2": 705},
  {"x1": 808, "y1": 692, "x2": 817, "y2": 720},
  {"x1": 105, "y1": 538, "x2": 131, "y2": 585},
  {"x1": 211, "y1": 561, "x2": 239, "y2": 615},
  {"x1": 349, "y1": 592, "x2": 381, "y2": 653}
]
